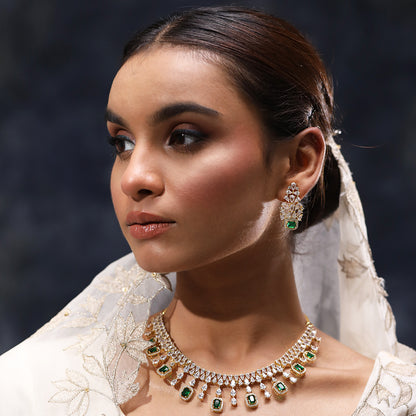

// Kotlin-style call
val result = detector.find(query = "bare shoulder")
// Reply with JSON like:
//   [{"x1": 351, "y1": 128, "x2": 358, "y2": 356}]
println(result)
[
  {"x1": 300, "y1": 331, "x2": 375, "y2": 415},
  {"x1": 316, "y1": 331, "x2": 374, "y2": 374}
]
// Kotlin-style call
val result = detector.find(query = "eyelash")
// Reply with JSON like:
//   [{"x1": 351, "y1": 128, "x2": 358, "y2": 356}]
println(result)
[
  {"x1": 168, "y1": 128, "x2": 207, "y2": 151},
  {"x1": 108, "y1": 128, "x2": 208, "y2": 157},
  {"x1": 108, "y1": 135, "x2": 134, "y2": 158}
]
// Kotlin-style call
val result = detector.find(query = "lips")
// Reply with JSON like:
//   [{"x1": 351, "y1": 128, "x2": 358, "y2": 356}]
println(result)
[{"x1": 126, "y1": 211, "x2": 175, "y2": 240}]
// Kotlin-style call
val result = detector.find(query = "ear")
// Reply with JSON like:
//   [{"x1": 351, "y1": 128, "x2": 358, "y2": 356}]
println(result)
[{"x1": 277, "y1": 127, "x2": 326, "y2": 200}]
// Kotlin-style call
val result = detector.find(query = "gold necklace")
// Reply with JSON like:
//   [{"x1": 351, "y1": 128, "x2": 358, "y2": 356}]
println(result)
[{"x1": 143, "y1": 311, "x2": 320, "y2": 413}]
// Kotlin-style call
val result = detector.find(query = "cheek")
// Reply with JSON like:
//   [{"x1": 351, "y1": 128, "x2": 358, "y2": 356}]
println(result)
[
  {"x1": 110, "y1": 163, "x2": 125, "y2": 222},
  {"x1": 173, "y1": 144, "x2": 268, "y2": 218}
]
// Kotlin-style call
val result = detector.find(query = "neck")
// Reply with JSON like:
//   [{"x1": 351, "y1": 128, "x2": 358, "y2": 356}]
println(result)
[{"x1": 165, "y1": 234, "x2": 305, "y2": 374}]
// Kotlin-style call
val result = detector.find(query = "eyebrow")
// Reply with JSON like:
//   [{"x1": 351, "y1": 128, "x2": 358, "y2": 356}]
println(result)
[
  {"x1": 105, "y1": 102, "x2": 221, "y2": 128},
  {"x1": 151, "y1": 102, "x2": 221, "y2": 124},
  {"x1": 105, "y1": 109, "x2": 128, "y2": 126}
]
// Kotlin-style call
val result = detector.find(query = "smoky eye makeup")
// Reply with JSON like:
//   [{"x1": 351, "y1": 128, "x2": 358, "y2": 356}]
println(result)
[
  {"x1": 108, "y1": 135, "x2": 135, "y2": 156},
  {"x1": 167, "y1": 128, "x2": 208, "y2": 150}
]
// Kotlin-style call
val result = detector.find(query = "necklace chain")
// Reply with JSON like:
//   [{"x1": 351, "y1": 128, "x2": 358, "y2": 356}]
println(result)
[{"x1": 143, "y1": 311, "x2": 321, "y2": 412}]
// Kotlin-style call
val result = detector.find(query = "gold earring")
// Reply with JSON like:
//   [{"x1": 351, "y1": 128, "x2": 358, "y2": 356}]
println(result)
[{"x1": 279, "y1": 182, "x2": 304, "y2": 230}]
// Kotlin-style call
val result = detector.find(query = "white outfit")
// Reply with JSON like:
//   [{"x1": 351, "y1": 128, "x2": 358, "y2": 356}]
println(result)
[{"x1": 0, "y1": 137, "x2": 415, "y2": 415}]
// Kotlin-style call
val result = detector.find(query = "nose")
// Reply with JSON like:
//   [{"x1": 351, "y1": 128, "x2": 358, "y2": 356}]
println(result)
[{"x1": 120, "y1": 147, "x2": 164, "y2": 201}]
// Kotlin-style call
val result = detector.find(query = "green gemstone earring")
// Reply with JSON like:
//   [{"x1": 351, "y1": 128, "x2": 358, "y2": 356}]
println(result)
[{"x1": 279, "y1": 182, "x2": 304, "y2": 231}]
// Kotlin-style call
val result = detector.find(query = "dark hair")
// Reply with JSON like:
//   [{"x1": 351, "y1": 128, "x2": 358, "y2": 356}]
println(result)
[{"x1": 122, "y1": 6, "x2": 340, "y2": 233}]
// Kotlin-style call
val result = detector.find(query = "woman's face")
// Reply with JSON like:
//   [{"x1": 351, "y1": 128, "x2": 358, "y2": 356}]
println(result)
[{"x1": 107, "y1": 47, "x2": 288, "y2": 273}]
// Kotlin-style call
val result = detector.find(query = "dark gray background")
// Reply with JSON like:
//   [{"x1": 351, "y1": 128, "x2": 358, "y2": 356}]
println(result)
[{"x1": 1, "y1": 0, "x2": 415, "y2": 354}]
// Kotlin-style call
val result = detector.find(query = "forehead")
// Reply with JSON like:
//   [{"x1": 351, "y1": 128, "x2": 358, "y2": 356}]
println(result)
[{"x1": 108, "y1": 46, "x2": 244, "y2": 114}]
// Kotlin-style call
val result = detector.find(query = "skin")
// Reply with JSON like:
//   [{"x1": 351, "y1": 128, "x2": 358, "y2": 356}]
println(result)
[{"x1": 107, "y1": 46, "x2": 374, "y2": 415}]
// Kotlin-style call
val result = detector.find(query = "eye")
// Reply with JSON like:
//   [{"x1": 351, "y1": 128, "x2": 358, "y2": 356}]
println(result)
[
  {"x1": 168, "y1": 128, "x2": 207, "y2": 150},
  {"x1": 108, "y1": 135, "x2": 135, "y2": 156}
]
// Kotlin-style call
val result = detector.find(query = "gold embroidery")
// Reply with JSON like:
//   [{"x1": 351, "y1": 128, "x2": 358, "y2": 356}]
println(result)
[
  {"x1": 353, "y1": 354, "x2": 416, "y2": 416},
  {"x1": 48, "y1": 262, "x2": 168, "y2": 414}
]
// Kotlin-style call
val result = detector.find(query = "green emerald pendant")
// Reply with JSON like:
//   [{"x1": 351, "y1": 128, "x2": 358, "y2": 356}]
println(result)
[
  {"x1": 245, "y1": 393, "x2": 258, "y2": 408},
  {"x1": 146, "y1": 345, "x2": 160, "y2": 356},
  {"x1": 291, "y1": 362, "x2": 305, "y2": 376},
  {"x1": 211, "y1": 397, "x2": 223, "y2": 413},
  {"x1": 156, "y1": 364, "x2": 172, "y2": 378},
  {"x1": 272, "y1": 381, "x2": 288, "y2": 398},
  {"x1": 304, "y1": 350, "x2": 316, "y2": 361},
  {"x1": 286, "y1": 220, "x2": 298, "y2": 230},
  {"x1": 180, "y1": 386, "x2": 194, "y2": 401}
]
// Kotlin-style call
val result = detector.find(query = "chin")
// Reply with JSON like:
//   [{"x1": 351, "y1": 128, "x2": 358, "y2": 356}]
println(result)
[{"x1": 131, "y1": 250, "x2": 179, "y2": 274}]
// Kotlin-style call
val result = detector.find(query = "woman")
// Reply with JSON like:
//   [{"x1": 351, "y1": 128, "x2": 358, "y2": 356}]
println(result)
[{"x1": 0, "y1": 6, "x2": 415, "y2": 416}]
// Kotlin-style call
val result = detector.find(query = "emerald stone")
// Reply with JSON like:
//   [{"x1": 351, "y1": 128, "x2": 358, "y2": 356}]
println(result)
[
  {"x1": 180, "y1": 386, "x2": 193, "y2": 401},
  {"x1": 159, "y1": 365, "x2": 169, "y2": 373},
  {"x1": 149, "y1": 338, "x2": 155, "y2": 343},
  {"x1": 146, "y1": 345, "x2": 160, "y2": 356},
  {"x1": 294, "y1": 363, "x2": 304, "y2": 372},
  {"x1": 286, "y1": 220, "x2": 297, "y2": 230},
  {"x1": 273, "y1": 381, "x2": 288, "y2": 397},
  {"x1": 211, "y1": 398, "x2": 223, "y2": 412},
  {"x1": 305, "y1": 351, "x2": 316, "y2": 360},
  {"x1": 292, "y1": 362, "x2": 305, "y2": 376},
  {"x1": 245, "y1": 393, "x2": 258, "y2": 408},
  {"x1": 156, "y1": 364, "x2": 171, "y2": 377}
]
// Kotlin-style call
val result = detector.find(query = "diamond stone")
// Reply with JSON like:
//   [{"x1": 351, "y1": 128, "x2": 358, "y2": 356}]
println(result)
[
  {"x1": 264, "y1": 391, "x2": 271, "y2": 399},
  {"x1": 198, "y1": 392, "x2": 204, "y2": 400},
  {"x1": 230, "y1": 379, "x2": 236, "y2": 388},
  {"x1": 231, "y1": 397, "x2": 237, "y2": 406},
  {"x1": 260, "y1": 383, "x2": 266, "y2": 391},
  {"x1": 230, "y1": 389, "x2": 236, "y2": 397}
]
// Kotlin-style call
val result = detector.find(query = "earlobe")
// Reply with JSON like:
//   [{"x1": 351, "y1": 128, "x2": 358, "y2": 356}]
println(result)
[{"x1": 280, "y1": 127, "x2": 326, "y2": 200}]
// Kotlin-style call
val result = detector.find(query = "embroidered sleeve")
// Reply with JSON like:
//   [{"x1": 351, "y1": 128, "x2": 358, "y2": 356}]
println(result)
[{"x1": 353, "y1": 353, "x2": 416, "y2": 416}]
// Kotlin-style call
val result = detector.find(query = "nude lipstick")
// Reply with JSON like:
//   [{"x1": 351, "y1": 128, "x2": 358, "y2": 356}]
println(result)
[{"x1": 126, "y1": 212, "x2": 175, "y2": 240}]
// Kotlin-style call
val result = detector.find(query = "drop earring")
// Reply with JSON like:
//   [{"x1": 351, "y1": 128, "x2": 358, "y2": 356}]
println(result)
[{"x1": 280, "y1": 182, "x2": 304, "y2": 230}]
